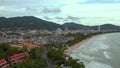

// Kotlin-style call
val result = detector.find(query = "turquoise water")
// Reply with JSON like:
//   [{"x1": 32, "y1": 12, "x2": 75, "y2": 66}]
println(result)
[{"x1": 70, "y1": 33, "x2": 120, "y2": 68}]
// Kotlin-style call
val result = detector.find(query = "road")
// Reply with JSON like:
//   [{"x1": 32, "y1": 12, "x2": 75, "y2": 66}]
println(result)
[{"x1": 41, "y1": 45, "x2": 55, "y2": 68}]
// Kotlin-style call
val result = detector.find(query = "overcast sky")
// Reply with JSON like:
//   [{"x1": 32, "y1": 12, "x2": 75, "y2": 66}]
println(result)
[{"x1": 0, "y1": 0, "x2": 120, "y2": 25}]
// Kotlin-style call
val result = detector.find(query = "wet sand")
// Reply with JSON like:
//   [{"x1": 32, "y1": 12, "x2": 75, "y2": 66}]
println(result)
[{"x1": 64, "y1": 35, "x2": 99, "y2": 56}]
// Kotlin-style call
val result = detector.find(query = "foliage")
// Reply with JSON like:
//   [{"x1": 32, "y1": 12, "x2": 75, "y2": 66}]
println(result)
[
  {"x1": 0, "y1": 16, "x2": 63, "y2": 30},
  {"x1": 0, "y1": 43, "x2": 47, "y2": 68},
  {"x1": 16, "y1": 59, "x2": 47, "y2": 68},
  {"x1": 16, "y1": 47, "x2": 47, "y2": 68},
  {"x1": 0, "y1": 49, "x2": 6, "y2": 59},
  {"x1": 47, "y1": 49, "x2": 66, "y2": 65},
  {"x1": 29, "y1": 48, "x2": 42, "y2": 59},
  {"x1": 0, "y1": 43, "x2": 28, "y2": 59},
  {"x1": 68, "y1": 57, "x2": 85, "y2": 68},
  {"x1": 55, "y1": 65, "x2": 62, "y2": 68}
]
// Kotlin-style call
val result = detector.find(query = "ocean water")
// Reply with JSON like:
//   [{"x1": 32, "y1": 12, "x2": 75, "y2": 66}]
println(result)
[{"x1": 70, "y1": 33, "x2": 120, "y2": 68}]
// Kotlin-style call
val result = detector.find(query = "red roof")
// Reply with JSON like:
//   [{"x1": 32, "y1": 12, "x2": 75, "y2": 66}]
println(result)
[
  {"x1": 10, "y1": 52, "x2": 28, "y2": 61},
  {"x1": 24, "y1": 40, "x2": 32, "y2": 43},
  {"x1": 23, "y1": 41, "x2": 38, "y2": 50},
  {"x1": 0, "y1": 59, "x2": 7, "y2": 66}
]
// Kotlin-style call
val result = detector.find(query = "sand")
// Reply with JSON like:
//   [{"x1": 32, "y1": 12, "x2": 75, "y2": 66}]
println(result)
[{"x1": 64, "y1": 35, "x2": 99, "y2": 56}]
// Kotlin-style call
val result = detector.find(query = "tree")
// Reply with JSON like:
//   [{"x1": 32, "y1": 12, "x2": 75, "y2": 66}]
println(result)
[
  {"x1": 67, "y1": 57, "x2": 85, "y2": 68},
  {"x1": 0, "y1": 43, "x2": 10, "y2": 52},
  {"x1": 17, "y1": 59, "x2": 47, "y2": 68},
  {"x1": 29, "y1": 48, "x2": 42, "y2": 59},
  {"x1": 16, "y1": 46, "x2": 28, "y2": 53},
  {"x1": 47, "y1": 49, "x2": 66, "y2": 65},
  {"x1": 17, "y1": 47, "x2": 47, "y2": 68},
  {"x1": 0, "y1": 49, "x2": 6, "y2": 59}
]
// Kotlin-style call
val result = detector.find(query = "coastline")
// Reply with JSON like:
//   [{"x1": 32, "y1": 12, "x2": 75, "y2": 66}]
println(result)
[{"x1": 64, "y1": 35, "x2": 99, "y2": 56}]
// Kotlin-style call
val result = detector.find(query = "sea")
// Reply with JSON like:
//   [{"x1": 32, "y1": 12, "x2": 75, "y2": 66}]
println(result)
[{"x1": 70, "y1": 33, "x2": 120, "y2": 68}]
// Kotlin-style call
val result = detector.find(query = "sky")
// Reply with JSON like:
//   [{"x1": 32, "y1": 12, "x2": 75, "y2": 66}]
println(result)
[{"x1": 0, "y1": 0, "x2": 120, "y2": 26}]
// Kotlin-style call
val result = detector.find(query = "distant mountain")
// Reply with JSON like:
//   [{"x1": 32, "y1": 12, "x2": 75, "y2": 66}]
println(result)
[
  {"x1": 0, "y1": 16, "x2": 62, "y2": 30},
  {"x1": 62, "y1": 22, "x2": 90, "y2": 30},
  {"x1": 91, "y1": 24, "x2": 120, "y2": 31},
  {"x1": 0, "y1": 16, "x2": 120, "y2": 31},
  {"x1": 100, "y1": 24, "x2": 120, "y2": 30},
  {"x1": 63, "y1": 23, "x2": 120, "y2": 31}
]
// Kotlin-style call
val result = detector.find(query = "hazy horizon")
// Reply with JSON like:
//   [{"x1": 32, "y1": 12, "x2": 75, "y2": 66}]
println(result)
[{"x1": 0, "y1": 0, "x2": 120, "y2": 26}]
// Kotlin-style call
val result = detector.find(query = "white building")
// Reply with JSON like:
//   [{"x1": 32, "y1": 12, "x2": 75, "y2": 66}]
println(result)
[
  {"x1": 64, "y1": 27, "x2": 69, "y2": 34},
  {"x1": 98, "y1": 25, "x2": 101, "y2": 32},
  {"x1": 56, "y1": 28, "x2": 62, "y2": 34}
]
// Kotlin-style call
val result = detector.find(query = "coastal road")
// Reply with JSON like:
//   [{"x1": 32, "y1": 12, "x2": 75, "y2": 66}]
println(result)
[{"x1": 41, "y1": 45, "x2": 55, "y2": 68}]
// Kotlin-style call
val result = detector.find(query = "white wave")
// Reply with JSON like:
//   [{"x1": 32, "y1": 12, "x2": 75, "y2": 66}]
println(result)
[
  {"x1": 96, "y1": 36, "x2": 107, "y2": 40},
  {"x1": 86, "y1": 61, "x2": 113, "y2": 68},
  {"x1": 99, "y1": 43, "x2": 109, "y2": 49},
  {"x1": 78, "y1": 53, "x2": 94, "y2": 60},
  {"x1": 103, "y1": 51, "x2": 112, "y2": 59},
  {"x1": 84, "y1": 42, "x2": 109, "y2": 53}
]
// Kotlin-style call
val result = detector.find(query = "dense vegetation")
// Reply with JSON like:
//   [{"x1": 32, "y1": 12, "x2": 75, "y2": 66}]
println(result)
[
  {"x1": 47, "y1": 48, "x2": 85, "y2": 68},
  {"x1": 0, "y1": 16, "x2": 62, "y2": 30},
  {"x1": 0, "y1": 43, "x2": 47, "y2": 68},
  {"x1": 62, "y1": 22, "x2": 88, "y2": 30},
  {"x1": 15, "y1": 48, "x2": 47, "y2": 68},
  {"x1": 65, "y1": 33, "x2": 101, "y2": 46},
  {"x1": 0, "y1": 43, "x2": 28, "y2": 59},
  {"x1": 66, "y1": 33, "x2": 87, "y2": 46}
]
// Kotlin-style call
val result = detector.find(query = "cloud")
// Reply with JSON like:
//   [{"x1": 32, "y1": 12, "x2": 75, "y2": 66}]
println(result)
[
  {"x1": 25, "y1": 8, "x2": 38, "y2": 12},
  {"x1": 25, "y1": 7, "x2": 62, "y2": 14},
  {"x1": 67, "y1": 16, "x2": 80, "y2": 21},
  {"x1": 41, "y1": 7, "x2": 61, "y2": 14},
  {"x1": 0, "y1": 0, "x2": 41, "y2": 6},
  {"x1": 25, "y1": 7, "x2": 61, "y2": 14},
  {"x1": 43, "y1": 16, "x2": 52, "y2": 20},
  {"x1": 79, "y1": 0, "x2": 120, "y2": 3},
  {"x1": 0, "y1": 0, "x2": 67, "y2": 9},
  {"x1": 67, "y1": 16, "x2": 79, "y2": 19},
  {"x1": 0, "y1": 6, "x2": 62, "y2": 17},
  {"x1": 55, "y1": 16, "x2": 63, "y2": 20},
  {"x1": 55, "y1": 16, "x2": 81, "y2": 23}
]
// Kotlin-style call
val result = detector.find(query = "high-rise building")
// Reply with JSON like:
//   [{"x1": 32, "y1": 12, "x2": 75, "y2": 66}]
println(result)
[
  {"x1": 98, "y1": 25, "x2": 101, "y2": 32},
  {"x1": 56, "y1": 28, "x2": 62, "y2": 34},
  {"x1": 64, "y1": 27, "x2": 69, "y2": 34}
]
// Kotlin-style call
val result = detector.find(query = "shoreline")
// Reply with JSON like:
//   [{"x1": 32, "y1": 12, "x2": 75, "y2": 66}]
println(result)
[{"x1": 64, "y1": 35, "x2": 100, "y2": 56}]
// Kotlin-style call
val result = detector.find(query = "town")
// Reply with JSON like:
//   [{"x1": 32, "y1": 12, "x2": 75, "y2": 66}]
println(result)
[{"x1": 0, "y1": 26, "x2": 119, "y2": 68}]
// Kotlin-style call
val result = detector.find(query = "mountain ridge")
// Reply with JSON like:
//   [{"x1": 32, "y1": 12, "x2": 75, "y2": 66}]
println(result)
[
  {"x1": 0, "y1": 16, "x2": 63, "y2": 30},
  {"x1": 0, "y1": 16, "x2": 120, "y2": 31}
]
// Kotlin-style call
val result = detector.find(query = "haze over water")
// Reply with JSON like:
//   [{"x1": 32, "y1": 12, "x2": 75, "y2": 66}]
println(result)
[{"x1": 70, "y1": 33, "x2": 120, "y2": 68}]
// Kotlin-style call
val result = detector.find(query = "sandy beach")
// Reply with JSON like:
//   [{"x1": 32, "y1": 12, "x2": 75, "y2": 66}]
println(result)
[{"x1": 64, "y1": 35, "x2": 99, "y2": 56}]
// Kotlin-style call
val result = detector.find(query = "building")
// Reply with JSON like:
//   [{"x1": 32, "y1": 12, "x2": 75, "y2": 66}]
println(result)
[
  {"x1": 64, "y1": 27, "x2": 69, "y2": 35},
  {"x1": 98, "y1": 25, "x2": 101, "y2": 32},
  {"x1": 0, "y1": 59, "x2": 9, "y2": 68},
  {"x1": 9, "y1": 52, "x2": 29, "y2": 66},
  {"x1": 23, "y1": 40, "x2": 39, "y2": 50},
  {"x1": 56, "y1": 28, "x2": 62, "y2": 35},
  {"x1": 0, "y1": 32, "x2": 6, "y2": 38}
]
